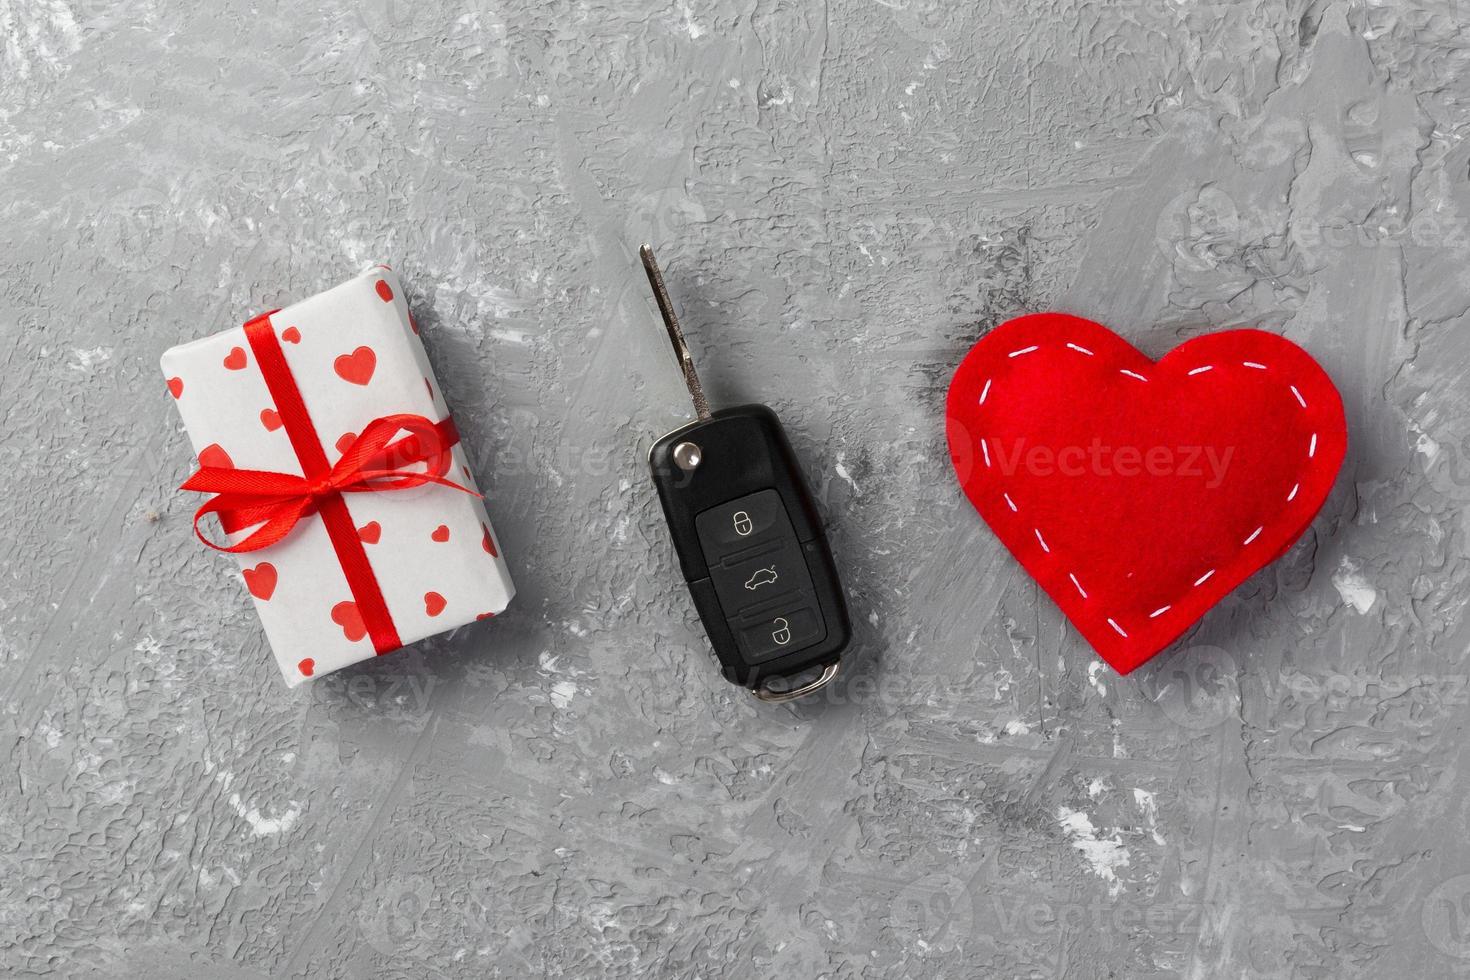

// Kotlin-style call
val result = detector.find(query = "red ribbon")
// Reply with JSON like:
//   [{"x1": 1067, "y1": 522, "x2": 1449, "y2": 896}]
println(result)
[{"x1": 180, "y1": 313, "x2": 477, "y2": 654}]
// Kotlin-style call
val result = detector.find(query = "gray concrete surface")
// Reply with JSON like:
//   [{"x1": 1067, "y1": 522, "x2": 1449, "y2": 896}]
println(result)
[{"x1": 3, "y1": 0, "x2": 1470, "y2": 977}]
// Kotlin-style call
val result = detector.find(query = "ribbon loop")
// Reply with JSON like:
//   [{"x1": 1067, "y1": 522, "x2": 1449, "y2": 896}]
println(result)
[{"x1": 184, "y1": 413, "x2": 474, "y2": 554}]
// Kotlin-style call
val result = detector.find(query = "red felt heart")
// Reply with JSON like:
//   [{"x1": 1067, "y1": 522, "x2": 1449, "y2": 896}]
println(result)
[
  {"x1": 260, "y1": 408, "x2": 282, "y2": 431},
  {"x1": 431, "y1": 524, "x2": 450, "y2": 542},
  {"x1": 198, "y1": 443, "x2": 233, "y2": 469},
  {"x1": 331, "y1": 600, "x2": 367, "y2": 642},
  {"x1": 358, "y1": 521, "x2": 381, "y2": 544},
  {"x1": 946, "y1": 313, "x2": 1346, "y2": 674},
  {"x1": 223, "y1": 346, "x2": 247, "y2": 370},
  {"x1": 281, "y1": 326, "x2": 301, "y2": 344},
  {"x1": 424, "y1": 591, "x2": 447, "y2": 616},
  {"x1": 167, "y1": 377, "x2": 184, "y2": 399},
  {"x1": 298, "y1": 657, "x2": 315, "y2": 677},
  {"x1": 334, "y1": 346, "x2": 376, "y2": 385},
  {"x1": 243, "y1": 562, "x2": 277, "y2": 600}
]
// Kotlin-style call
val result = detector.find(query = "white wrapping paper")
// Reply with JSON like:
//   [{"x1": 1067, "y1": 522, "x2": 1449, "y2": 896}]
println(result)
[{"x1": 161, "y1": 266, "x2": 514, "y2": 685}]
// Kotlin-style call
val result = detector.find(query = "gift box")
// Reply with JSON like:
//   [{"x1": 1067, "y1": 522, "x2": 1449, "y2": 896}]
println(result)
[{"x1": 161, "y1": 265, "x2": 514, "y2": 686}]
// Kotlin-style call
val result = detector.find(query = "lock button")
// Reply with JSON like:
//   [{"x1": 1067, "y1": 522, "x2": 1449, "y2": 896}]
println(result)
[
  {"x1": 695, "y1": 489, "x2": 791, "y2": 563},
  {"x1": 735, "y1": 605, "x2": 825, "y2": 663}
]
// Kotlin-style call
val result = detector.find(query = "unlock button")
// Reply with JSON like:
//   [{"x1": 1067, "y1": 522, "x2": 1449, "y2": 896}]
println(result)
[{"x1": 736, "y1": 606, "x2": 825, "y2": 663}]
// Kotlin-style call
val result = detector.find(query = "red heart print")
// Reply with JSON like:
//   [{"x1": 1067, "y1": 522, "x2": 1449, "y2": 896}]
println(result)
[
  {"x1": 223, "y1": 346, "x2": 247, "y2": 370},
  {"x1": 375, "y1": 279, "x2": 394, "y2": 302},
  {"x1": 476, "y1": 612, "x2": 496, "y2": 621},
  {"x1": 281, "y1": 326, "x2": 302, "y2": 344},
  {"x1": 410, "y1": 313, "x2": 420, "y2": 334},
  {"x1": 331, "y1": 601, "x2": 367, "y2": 642},
  {"x1": 424, "y1": 591, "x2": 447, "y2": 616},
  {"x1": 298, "y1": 658, "x2": 315, "y2": 677},
  {"x1": 198, "y1": 443, "x2": 233, "y2": 469},
  {"x1": 167, "y1": 377, "x2": 184, "y2": 399},
  {"x1": 431, "y1": 524, "x2": 450, "y2": 542},
  {"x1": 260, "y1": 408, "x2": 283, "y2": 431},
  {"x1": 481, "y1": 523, "x2": 498, "y2": 557},
  {"x1": 334, "y1": 346, "x2": 376, "y2": 385},
  {"x1": 946, "y1": 313, "x2": 1346, "y2": 675},
  {"x1": 358, "y1": 521, "x2": 381, "y2": 544},
  {"x1": 336, "y1": 432, "x2": 356, "y2": 455},
  {"x1": 243, "y1": 562, "x2": 277, "y2": 600}
]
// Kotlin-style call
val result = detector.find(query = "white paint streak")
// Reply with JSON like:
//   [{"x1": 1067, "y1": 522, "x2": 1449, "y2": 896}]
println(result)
[
  {"x1": 1056, "y1": 806, "x2": 1130, "y2": 895},
  {"x1": 227, "y1": 793, "x2": 302, "y2": 836},
  {"x1": 677, "y1": 0, "x2": 705, "y2": 38},
  {"x1": 1331, "y1": 556, "x2": 1377, "y2": 614},
  {"x1": 68, "y1": 346, "x2": 113, "y2": 372},
  {"x1": 1134, "y1": 788, "x2": 1166, "y2": 845},
  {"x1": 550, "y1": 680, "x2": 577, "y2": 709}
]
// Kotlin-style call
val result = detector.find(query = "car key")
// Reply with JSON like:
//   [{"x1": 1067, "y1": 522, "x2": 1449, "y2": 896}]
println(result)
[{"x1": 639, "y1": 244, "x2": 851, "y2": 702}]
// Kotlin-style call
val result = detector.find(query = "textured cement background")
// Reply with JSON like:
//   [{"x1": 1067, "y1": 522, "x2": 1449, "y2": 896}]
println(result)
[{"x1": 4, "y1": 0, "x2": 1470, "y2": 977}]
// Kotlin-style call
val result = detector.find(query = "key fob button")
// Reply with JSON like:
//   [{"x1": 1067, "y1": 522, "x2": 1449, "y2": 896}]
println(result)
[
  {"x1": 706, "y1": 539, "x2": 812, "y2": 616},
  {"x1": 695, "y1": 489, "x2": 791, "y2": 561},
  {"x1": 736, "y1": 606, "x2": 825, "y2": 663}
]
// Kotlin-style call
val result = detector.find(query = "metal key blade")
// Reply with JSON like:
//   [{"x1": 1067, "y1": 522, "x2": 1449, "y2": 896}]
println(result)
[{"x1": 640, "y1": 244, "x2": 712, "y2": 421}]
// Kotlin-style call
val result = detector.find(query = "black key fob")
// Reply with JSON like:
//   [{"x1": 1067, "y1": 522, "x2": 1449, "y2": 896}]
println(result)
[
  {"x1": 640, "y1": 247, "x2": 850, "y2": 701},
  {"x1": 650, "y1": 406, "x2": 851, "y2": 696}
]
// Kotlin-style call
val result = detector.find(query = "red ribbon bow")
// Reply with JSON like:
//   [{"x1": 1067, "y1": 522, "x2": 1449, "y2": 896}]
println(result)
[
  {"x1": 183, "y1": 413, "x2": 475, "y2": 553},
  {"x1": 179, "y1": 310, "x2": 477, "y2": 655}
]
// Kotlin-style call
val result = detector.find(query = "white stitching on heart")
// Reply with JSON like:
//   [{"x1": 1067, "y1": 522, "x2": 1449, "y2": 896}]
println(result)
[{"x1": 974, "y1": 342, "x2": 1329, "y2": 648}]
